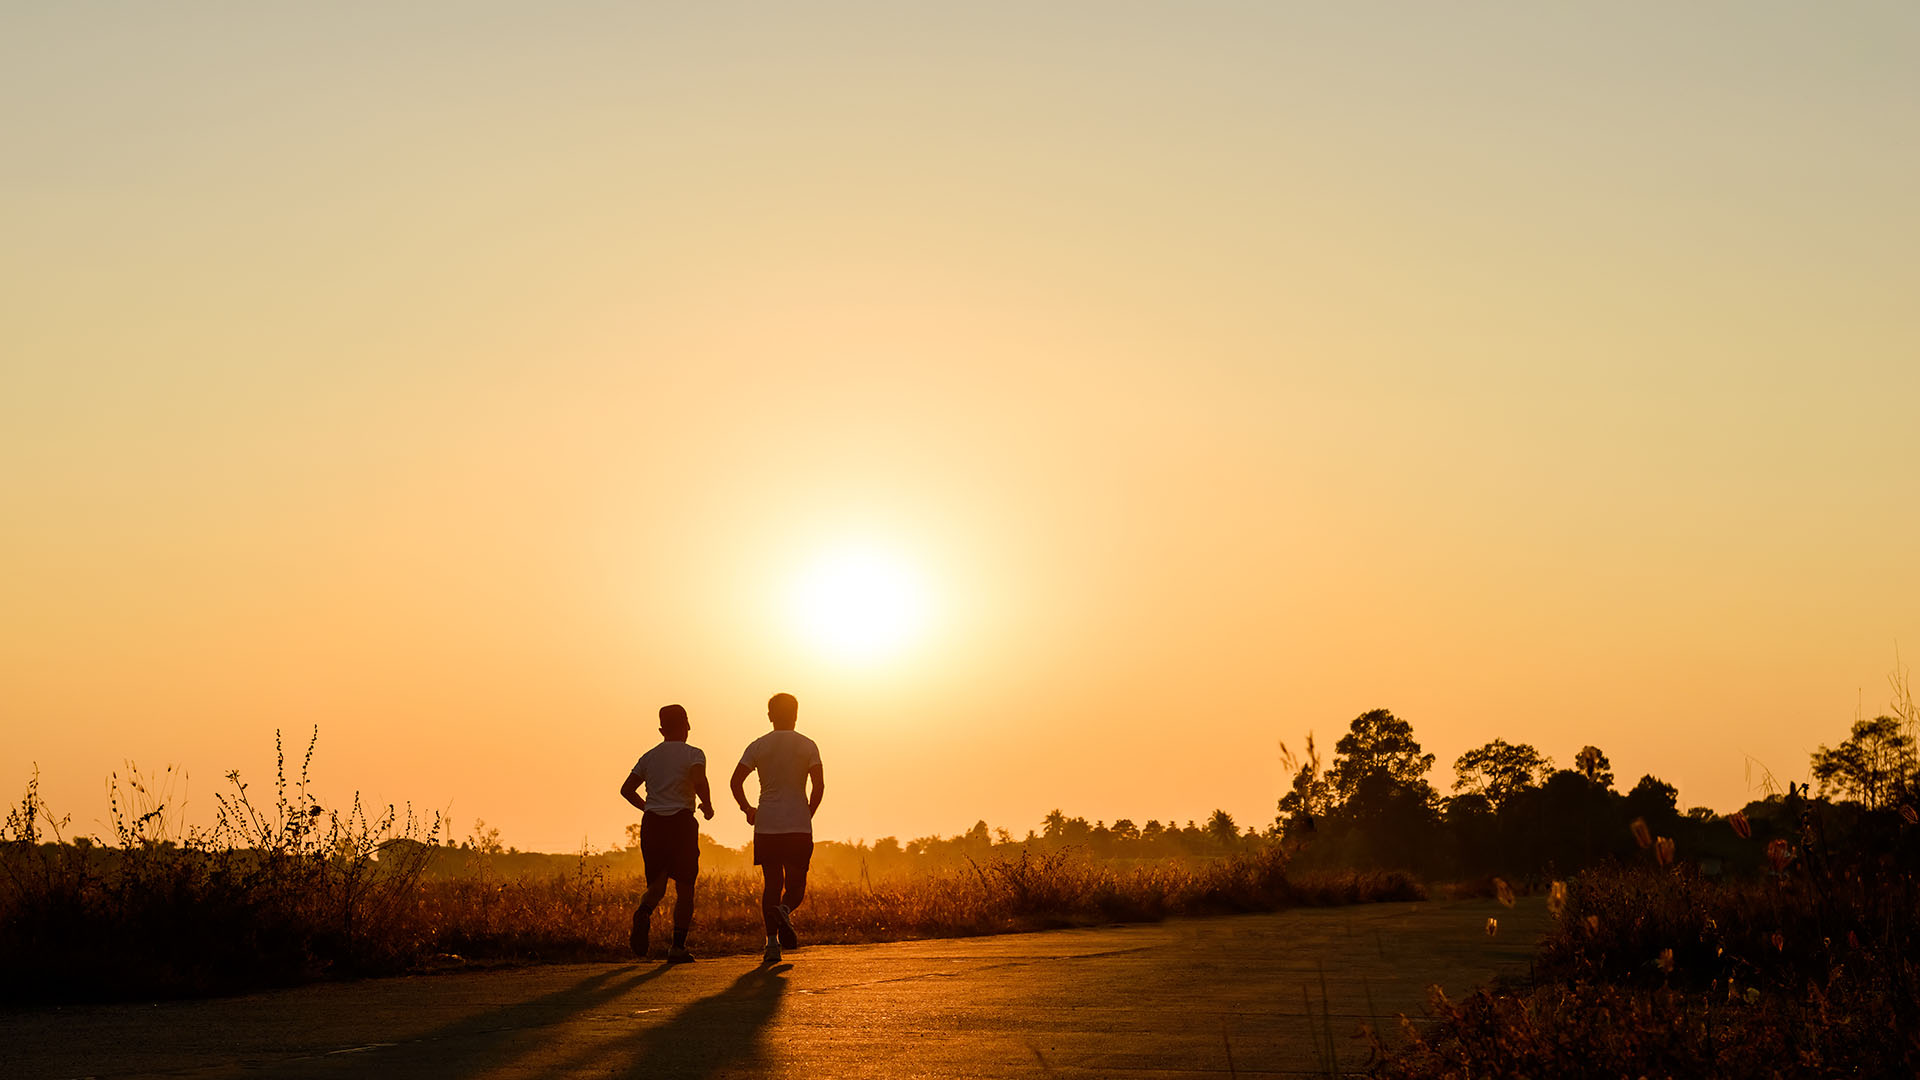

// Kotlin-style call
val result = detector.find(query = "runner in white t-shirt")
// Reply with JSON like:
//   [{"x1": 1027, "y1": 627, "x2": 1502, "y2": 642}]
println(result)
[
  {"x1": 730, "y1": 692, "x2": 824, "y2": 964},
  {"x1": 619, "y1": 704, "x2": 714, "y2": 963}
]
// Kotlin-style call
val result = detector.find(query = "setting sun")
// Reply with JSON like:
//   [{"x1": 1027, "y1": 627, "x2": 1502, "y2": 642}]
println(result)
[{"x1": 789, "y1": 546, "x2": 931, "y2": 664}]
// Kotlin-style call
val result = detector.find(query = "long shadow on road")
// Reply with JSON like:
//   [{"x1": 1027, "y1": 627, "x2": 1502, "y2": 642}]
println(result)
[
  {"x1": 538, "y1": 962, "x2": 792, "y2": 1080},
  {"x1": 318, "y1": 964, "x2": 679, "y2": 1078}
]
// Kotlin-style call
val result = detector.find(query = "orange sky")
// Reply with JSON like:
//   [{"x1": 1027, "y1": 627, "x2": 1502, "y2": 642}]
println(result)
[{"x1": 4, "y1": 5, "x2": 1918, "y2": 852}]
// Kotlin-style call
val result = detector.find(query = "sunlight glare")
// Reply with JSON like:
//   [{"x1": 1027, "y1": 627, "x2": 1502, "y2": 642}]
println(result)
[{"x1": 791, "y1": 546, "x2": 931, "y2": 663}]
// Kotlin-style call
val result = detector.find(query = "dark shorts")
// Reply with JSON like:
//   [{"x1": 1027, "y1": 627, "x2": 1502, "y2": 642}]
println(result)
[
  {"x1": 640, "y1": 810, "x2": 699, "y2": 883},
  {"x1": 752, "y1": 832, "x2": 813, "y2": 870}
]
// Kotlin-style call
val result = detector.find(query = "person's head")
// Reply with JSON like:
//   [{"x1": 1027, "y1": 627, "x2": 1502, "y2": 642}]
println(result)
[
  {"x1": 658, "y1": 703, "x2": 690, "y2": 741},
  {"x1": 767, "y1": 693, "x2": 798, "y2": 731}
]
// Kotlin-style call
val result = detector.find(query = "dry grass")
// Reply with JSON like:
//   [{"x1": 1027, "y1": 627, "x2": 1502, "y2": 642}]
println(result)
[
  {"x1": 1372, "y1": 979, "x2": 1913, "y2": 1080},
  {"x1": 425, "y1": 849, "x2": 1424, "y2": 965},
  {"x1": 1, "y1": 744, "x2": 1423, "y2": 1005},
  {"x1": 1371, "y1": 807, "x2": 1920, "y2": 1078},
  {"x1": 1, "y1": 743, "x2": 444, "y2": 1002}
]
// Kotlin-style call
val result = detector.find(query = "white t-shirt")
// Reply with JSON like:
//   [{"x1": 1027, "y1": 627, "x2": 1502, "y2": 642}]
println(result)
[
  {"x1": 737, "y1": 729, "x2": 822, "y2": 835},
  {"x1": 629, "y1": 741, "x2": 706, "y2": 815}
]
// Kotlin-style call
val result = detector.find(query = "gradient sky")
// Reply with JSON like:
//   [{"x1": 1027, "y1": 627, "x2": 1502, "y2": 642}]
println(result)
[{"x1": 5, "y1": 4, "x2": 1917, "y2": 852}]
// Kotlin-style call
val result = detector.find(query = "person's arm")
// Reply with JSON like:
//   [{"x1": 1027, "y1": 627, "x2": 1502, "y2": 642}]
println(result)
[
  {"x1": 619, "y1": 772, "x2": 645, "y2": 813},
  {"x1": 730, "y1": 762, "x2": 757, "y2": 826},
  {"x1": 807, "y1": 764, "x2": 825, "y2": 819},
  {"x1": 691, "y1": 762, "x2": 715, "y2": 821}
]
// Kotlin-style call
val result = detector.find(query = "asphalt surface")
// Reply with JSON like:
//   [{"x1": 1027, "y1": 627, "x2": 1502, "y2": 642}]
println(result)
[{"x1": 3, "y1": 898, "x2": 1548, "y2": 1079}]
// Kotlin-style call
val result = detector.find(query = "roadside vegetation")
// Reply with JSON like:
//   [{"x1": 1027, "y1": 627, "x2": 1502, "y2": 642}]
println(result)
[
  {"x1": 409, "y1": 846, "x2": 1418, "y2": 976},
  {"x1": 1359, "y1": 664, "x2": 1920, "y2": 1077},
  {"x1": 1371, "y1": 794, "x2": 1920, "y2": 1077},
  {"x1": 0, "y1": 730, "x2": 1420, "y2": 1006}
]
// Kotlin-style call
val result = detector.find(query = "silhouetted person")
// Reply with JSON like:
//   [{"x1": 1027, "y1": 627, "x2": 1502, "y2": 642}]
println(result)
[
  {"x1": 620, "y1": 703, "x2": 714, "y2": 962},
  {"x1": 730, "y1": 692, "x2": 824, "y2": 964}
]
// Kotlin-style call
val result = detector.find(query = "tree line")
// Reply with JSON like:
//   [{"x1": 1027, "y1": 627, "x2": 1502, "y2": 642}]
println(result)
[{"x1": 1272, "y1": 684, "x2": 1919, "y2": 880}]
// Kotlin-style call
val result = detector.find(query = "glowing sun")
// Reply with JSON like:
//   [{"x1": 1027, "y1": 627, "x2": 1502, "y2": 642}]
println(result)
[{"x1": 790, "y1": 546, "x2": 931, "y2": 662}]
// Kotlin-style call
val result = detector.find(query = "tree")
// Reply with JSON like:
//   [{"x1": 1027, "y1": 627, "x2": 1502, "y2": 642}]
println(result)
[
  {"x1": 1452, "y1": 740, "x2": 1553, "y2": 808},
  {"x1": 1041, "y1": 809, "x2": 1067, "y2": 840},
  {"x1": 1274, "y1": 735, "x2": 1330, "y2": 836},
  {"x1": 1309, "y1": 712, "x2": 1441, "y2": 871},
  {"x1": 1443, "y1": 792, "x2": 1499, "y2": 875},
  {"x1": 1339, "y1": 768, "x2": 1442, "y2": 870},
  {"x1": 1573, "y1": 746, "x2": 1614, "y2": 789},
  {"x1": 1039, "y1": 812, "x2": 1093, "y2": 845},
  {"x1": 1326, "y1": 710, "x2": 1436, "y2": 801},
  {"x1": 471, "y1": 819, "x2": 504, "y2": 855},
  {"x1": 1623, "y1": 775, "x2": 1679, "y2": 824},
  {"x1": 1275, "y1": 769, "x2": 1331, "y2": 834},
  {"x1": 1206, "y1": 809, "x2": 1239, "y2": 847},
  {"x1": 1522, "y1": 769, "x2": 1628, "y2": 870},
  {"x1": 1811, "y1": 715, "x2": 1914, "y2": 810},
  {"x1": 1275, "y1": 762, "x2": 1332, "y2": 835},
  {"x1": 963, "y1": 820, "x2": 992, "y2": 853}
]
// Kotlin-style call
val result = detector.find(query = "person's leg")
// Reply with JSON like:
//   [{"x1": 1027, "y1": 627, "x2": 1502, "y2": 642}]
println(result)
[
  {"x1": 634, "y1": 812, "x2": 673, "y2": 956},
  {"x1": 768, "y1": 842, "x2": 806, "y2": 949},
  {"x1": 760, "y1": 862, "x2": 784, "y2": 937},
  {"x1": 671, "y1": 872, "x2": 696, "y2": 943},
  {"x1": 780, "y1": 855, "x2": 808, "y2": 913},
  {"x1": 758, "y1": 859, "x2": 786, "y2": 962},
  {"x1": 639, "y1": 873, "x2": 669, "y2": 916},
  {"x1": 632, "y1": 870, "x2": 667, "y2": 955},
  {"x1": 670, "y1": 814, "x2": 698, "y2": 954}
]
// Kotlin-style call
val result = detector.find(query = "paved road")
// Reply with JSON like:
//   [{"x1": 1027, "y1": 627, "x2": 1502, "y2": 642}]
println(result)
[{"x1": 4, "y1": 899, "x2": 1546, "y2": 1079}]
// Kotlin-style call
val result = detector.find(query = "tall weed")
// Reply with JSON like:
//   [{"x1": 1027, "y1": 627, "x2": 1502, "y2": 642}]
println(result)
[{"x1": 0, "y1": 731, "x2": 440, "y2": 1002}]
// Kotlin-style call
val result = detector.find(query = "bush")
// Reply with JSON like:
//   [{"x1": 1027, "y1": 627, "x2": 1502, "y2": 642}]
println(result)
[
  {"x1": 1374, "y1": 980, "x2": 1918, "y2": 1080},
  {"x1": 1372, "y1": 798, "x2": 1920, "y2": 1077}
]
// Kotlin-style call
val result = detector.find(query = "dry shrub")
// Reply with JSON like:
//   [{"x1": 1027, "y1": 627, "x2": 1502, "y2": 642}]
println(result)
[
  {"x1": 1374, "y1": 980, "x2": 1917, "y2": 1080},
  {"x1": 1540, "y1": 859, "x2": 1920, "y2": 999},
  {"x1": 1289, "y1": 868, "x2": 1427, "y2": 907},
  {"x1": 1373, "y1": 814, "x2": 1920, "y2": 1078},
  {"x1": 0, "y1": 733, "x2": 439, "y2": 1003}
]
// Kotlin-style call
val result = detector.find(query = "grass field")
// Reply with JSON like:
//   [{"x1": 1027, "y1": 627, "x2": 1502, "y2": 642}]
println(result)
[
  {"x1": 0, "y1": 752, "x2": 1421, "y2": 1005},
  {"x1": 424, "y1": 849, "x2": 1426, "y2": 965}
]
